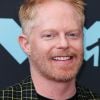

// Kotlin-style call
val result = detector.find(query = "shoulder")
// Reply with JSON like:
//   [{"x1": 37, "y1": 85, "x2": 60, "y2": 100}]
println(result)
[
  {"x1": 0, "y1": 76, "x2": 35, "y2": 99},
  {"x1": 77, "y1": 85, "x2": 100, "y2": 99},
  {"x1": 0, "y1": 75, "x2": 32, "y2": 90}
]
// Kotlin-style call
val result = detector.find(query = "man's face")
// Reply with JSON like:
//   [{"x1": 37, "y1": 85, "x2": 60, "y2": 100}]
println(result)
[{"x1": 24, "y1": 1, "x2": 84, "y2": 82}]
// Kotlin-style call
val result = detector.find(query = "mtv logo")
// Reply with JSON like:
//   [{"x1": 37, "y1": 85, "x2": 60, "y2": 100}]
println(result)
[
  {"x1": 0, "y1": 18, "x2": 100, "y2": 66},
  {"x1": 84, "y1": 21, "x2": 100, "y2": 67},
  {"x1": 0, "y1": 18, "x2": 27, "y2": 64}
]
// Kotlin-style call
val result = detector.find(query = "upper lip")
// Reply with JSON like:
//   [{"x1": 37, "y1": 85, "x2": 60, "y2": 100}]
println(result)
[{"x1": 52, "y1": 56, "x2": 73, "y2": 61}]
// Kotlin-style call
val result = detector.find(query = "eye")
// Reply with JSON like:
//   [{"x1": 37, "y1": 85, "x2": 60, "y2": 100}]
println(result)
[
  {"x1": 66, "y1": 32, "x2": 80, "y2": 39},
  {"x1": 45, "y1": 34, "x2": 54, "y2": 38},
  {"x1": 41, "y1": 32, "x2": 56, "y2": 40}
]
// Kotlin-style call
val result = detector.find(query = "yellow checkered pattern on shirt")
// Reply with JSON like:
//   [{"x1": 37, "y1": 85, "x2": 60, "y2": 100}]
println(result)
[{"x1": 0, "y1": 76, "x2": 100, "y2": 100}]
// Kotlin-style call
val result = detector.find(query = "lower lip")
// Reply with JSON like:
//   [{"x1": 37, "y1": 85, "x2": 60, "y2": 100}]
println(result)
[{"x1": 51, "y1": 58, "x2": 74, "y2": 65}]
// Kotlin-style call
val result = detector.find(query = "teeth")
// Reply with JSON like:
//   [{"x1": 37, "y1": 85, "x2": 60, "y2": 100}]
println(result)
[{"x1": 53, "y1": 56, "x2": 71, "y2": 61}]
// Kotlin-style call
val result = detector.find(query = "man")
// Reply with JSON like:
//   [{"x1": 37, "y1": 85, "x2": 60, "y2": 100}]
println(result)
[{"x1": 0, "y1": 0, "x2": 99, "y2": 99}]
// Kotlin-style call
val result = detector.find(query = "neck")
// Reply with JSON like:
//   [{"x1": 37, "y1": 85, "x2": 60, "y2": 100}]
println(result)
[{"x1": 31, "y1": 68, "x2": 76, "y2": 100}]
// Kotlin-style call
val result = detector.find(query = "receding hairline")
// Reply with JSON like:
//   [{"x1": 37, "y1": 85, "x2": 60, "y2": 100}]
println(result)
[{"x1": 19, "y1": 0, "x2": 85, "y2": 34}]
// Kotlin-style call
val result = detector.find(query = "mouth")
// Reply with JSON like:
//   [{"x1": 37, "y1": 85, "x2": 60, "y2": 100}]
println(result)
[
  {"x1": 52, "y1": 56, "x2": 73, "y2": 61},
  {"x1": 50, "y1": 56, "x2": 74, "y2": 66}
]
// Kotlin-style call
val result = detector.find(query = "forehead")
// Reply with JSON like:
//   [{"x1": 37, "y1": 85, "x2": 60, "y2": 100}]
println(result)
[{"x1": 33, "y1": 1, "x2": 81, "y2": 31}]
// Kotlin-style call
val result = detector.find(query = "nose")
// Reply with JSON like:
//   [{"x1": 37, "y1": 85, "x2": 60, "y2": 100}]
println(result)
[{"x1": 56, "y1": 36, "x2": 69, "y2": 49}]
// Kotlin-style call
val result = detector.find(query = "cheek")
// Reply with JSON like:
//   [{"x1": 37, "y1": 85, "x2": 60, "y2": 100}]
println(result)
[
  {"x1": 34, "y1": 39, "x2": 55, "y2": 51},
  {"x1": 71, "y1": 40, "x2": 83, "y2": 51},
  {"x1": 30, "y1": 40, "x2": 51, "y2": 56}
]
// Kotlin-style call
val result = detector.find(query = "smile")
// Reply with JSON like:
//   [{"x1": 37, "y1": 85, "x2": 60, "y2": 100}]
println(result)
[{"x1": 52, "y1": 56, "x2": 73, "y2": 61}]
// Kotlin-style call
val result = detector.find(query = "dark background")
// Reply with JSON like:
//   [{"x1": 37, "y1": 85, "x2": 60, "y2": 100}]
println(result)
[{"x1": 0, "y1": 0, "x2": 100, "y2": 95}]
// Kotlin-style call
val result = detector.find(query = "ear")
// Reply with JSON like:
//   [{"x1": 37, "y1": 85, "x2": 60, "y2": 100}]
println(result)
[{"x1": 18, "y1": 34, "x2": 31, "y2": 55}]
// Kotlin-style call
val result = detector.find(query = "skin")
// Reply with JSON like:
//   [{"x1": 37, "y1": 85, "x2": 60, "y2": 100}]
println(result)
[{"x1": 19, "y1": 1, "x2": 84, "y2": 99}]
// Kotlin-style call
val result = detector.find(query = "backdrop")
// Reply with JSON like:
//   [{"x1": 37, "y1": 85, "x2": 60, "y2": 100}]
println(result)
[{"x1": 0, "y1": 0, "x2": 100, "y2": 95}]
